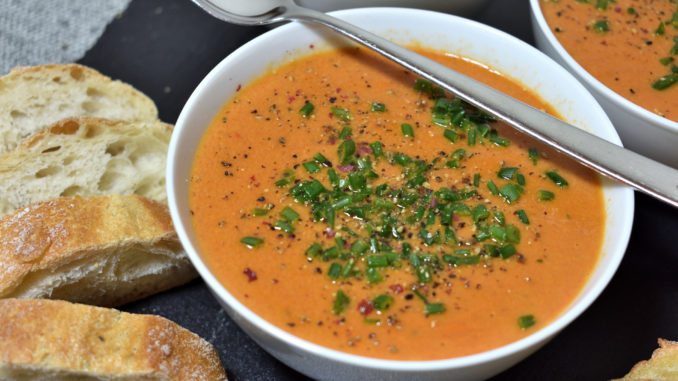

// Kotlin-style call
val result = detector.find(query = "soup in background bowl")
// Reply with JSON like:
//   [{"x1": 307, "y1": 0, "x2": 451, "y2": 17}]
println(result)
[
  {"x1": 531, "y1": 0, "x2": 678, "y2": 168},
  {"x1": 168, "y1": 7, "x2": 634, "y2": 381}
]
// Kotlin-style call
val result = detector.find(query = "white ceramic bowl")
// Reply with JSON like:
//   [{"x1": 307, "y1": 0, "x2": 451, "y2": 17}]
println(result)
[
  {"x1": 168, "y1": 8, "x2": 634, "y2": 381},
  {"x1": 298, "y1": 0, "x2": 489, "y2": 15},
  {"x1": 530, "y1": 0, "x2": 678, "y2": 169}
]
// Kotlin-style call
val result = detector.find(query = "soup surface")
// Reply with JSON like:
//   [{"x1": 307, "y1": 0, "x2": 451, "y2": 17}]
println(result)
[
  {"x1": 540, "y1": 0, "x2": 678, "y2": 122},
  {"x1": 190, "y1": 47, "x2": 605, "y2": 360}
]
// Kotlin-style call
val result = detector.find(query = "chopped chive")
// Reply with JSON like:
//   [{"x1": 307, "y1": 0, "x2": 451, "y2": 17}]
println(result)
[
  {"x1": 537, "y1": 189, "x2": 555, "y2": 201},
  {"x1": 652, "y1": 74, "x2": 678, "y2": 90},
  {"x1": 499, "y1": 244, "x2": 517, "y2": 259},
  {"x1": 327, "y1": 262, "x2": 342, "y2": 279},
  {"x1": 595, "y1": 0, "x2": 607, "y2": 10},
  {"x1": 442, "y1": 254, "x2": 480, "y2": 266},
  {"x1": 414, "y1": 78, "x2": 433, "y2": 93},
  {"x1": 467, "y1": 127, "x2": 477, "y2": 146},
  {"x1": 240, "y1": 236, "x2": 263, "y2": 248},
  {"x1": 274, "y1": 220, "x2": 295, "y2": 233},
  {"x1": 253, "y1": 208, "x2": 268, "y2": 216},
  {"x1": 443, "y1": 129, "x2": 459, "y2": 143},
  {"x1": 626, "y1": 7, "x2": 636, "y2": 15},
  {"x1": 473, "y1": 173, "x2": 480, "y2": 187},
  {"x1": 498, "y1": 167, "x2": 519, "y2": 180},
  {"x1": 350, "y1": 240, "x2": 369, "y2": 254},
  {"x1": 303, "y1": 161, "x2": 321, "y2": 173},
  {"x1": 471, "y1": 204, "x2": 490, "y2": 223},
  {"x1": 517, "y1": 174, "x2": 526, "y2": 186},
  {"x1": 313, "y1": 153, "x2": 332, "y2": 167},
  {"x1": 487, "y1": 179, "x2": 499, "y2": 195},
  {"x1": 366, "y1": 267, "x2": 383, "y2": 284},
  {"x1": 332, "y1": 290, "x2": 350, "y2": 315},
  {"x1": 660, "y1": 57, "x2": 674, "y2": 66},
  {"x1": 518, "y1": 314, "x2": 536, "y2": 329},
  {"x1": 545, "y1": 170, "x2": 568, "y2": 187},
  {"x1": 516, "y1": 209, "x2": 530, "y2": 225},
  {"x1": 340, "y1": 258, "x2": 355, "y2": 278},
  {"x1": 499, "y1": 184, "x2": 521, "y2": 204},
  {"x1": 367, "y1": 255, "x2": 389, "y2": 267},
  {"x1": 306, "y1": 242, "x2": 322, "y2": 257},
  {"x1": 401, "y1": 123, "x2": 415, "y2": 138},
  {"x1": 372, "y1": 294, "x2": 394, "y2": 311},
  {"x1": 331, "y1": 107, "x2": 352, "y2": 121},
  {"x1": 299, "y1": 101, "x2": 314, "y2": 117},
  {"x1": 416, "y1": 265, "x2": 432, "y2": 283},
  {"x1": 338, "y1": 140, "x2": 356, "y2": 165},
  {"x1": 528, "y1": 147, "x2": 539, "y2": 165},
  {"x1": 593, "y1": 19, "x2": 609, "y2": 33},
  {"x1": 425, "y1": 303, "x2": 446, "y2": 315},
  {"x1": 338, "y1": 126, "x2": 352, "y2": 140},
  {"x1": 506, "y1": 225, "x2": 521, "y2": 244},
  {"x1": 274, "y1": 178, "x2": 290, "y2": 187},
  {"x1": 370, "y1": 141, "x2": 383, "y2": 157},
  {"x1": 371, "y1": 102, "x2": 386, "y2": 112},
  {"x1": 280, "y1": 206, "x2": 300, "y2": 222},
  {"x1": 655, "y1": 21, "x2": 665, "y2": 36}
]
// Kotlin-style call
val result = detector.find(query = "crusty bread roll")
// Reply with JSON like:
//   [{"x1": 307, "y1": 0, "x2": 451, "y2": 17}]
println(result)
[
  {"x1": 612, "y1": 338, "x2": 678, "y2": 380},
  {"x1": 0, "y1": 194, "x2": 196, "y2": 307},
  {"x1": 0, "y1": 64, "x2": 158, "y2": 156},
  {"x1": 0, "y1": 117, "x2": 171, "y2": 216},
  {"x1": 0, "y1": 298, "x2": 227, "y2": 380}
]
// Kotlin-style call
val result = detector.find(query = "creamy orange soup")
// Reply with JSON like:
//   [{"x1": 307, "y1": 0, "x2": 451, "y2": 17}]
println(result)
[
  {"x1": 189, "y1": 47, "x2": 605, "y2": 360},
  {"x1": 541, "y1": 0, "x2": 678, "y2": 121}
]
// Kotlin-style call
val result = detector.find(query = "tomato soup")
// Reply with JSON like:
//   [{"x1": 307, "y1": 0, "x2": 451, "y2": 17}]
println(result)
[
  {"x1": 189, "y1": 47, "x2": 605, "y2": 360},
  {"x1": 540, "y1": 0, "x2": 678, "y2": 122}
]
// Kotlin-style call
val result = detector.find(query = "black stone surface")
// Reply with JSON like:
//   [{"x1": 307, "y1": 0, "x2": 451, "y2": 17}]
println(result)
[{"x1": 77, "y1": 1, "x2": 678, "y2": 380}]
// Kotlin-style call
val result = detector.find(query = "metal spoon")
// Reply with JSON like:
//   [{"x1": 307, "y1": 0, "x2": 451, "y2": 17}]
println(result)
[{"x1": 192, "y1": 0, "x2": 678, "y2": 208}]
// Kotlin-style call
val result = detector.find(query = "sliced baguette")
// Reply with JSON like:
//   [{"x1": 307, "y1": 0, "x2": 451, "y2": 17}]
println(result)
[
  {"x1": 0, "y1": 64, "x2": 158, "y2": 156},
  {"x1": 0, "y1": 117, "x2": 171, "y2": 216},
  {"x1": 0, "y1": 194, "x2": 196, "y2": 307},
  {"x1": 0, "y1": 298, "x2": 227, "y2": 380}
]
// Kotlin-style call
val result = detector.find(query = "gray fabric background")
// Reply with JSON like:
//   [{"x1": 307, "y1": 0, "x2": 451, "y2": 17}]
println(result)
[{"x1": 0, "y1": 0, "x2": 132, "y2": 74}]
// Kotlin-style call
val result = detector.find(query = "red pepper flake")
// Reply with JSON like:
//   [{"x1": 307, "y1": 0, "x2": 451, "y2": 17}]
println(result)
[
  {"x1": 430, "y1": 197, "x2": 437, "y2": 209},
  {"x1": 357, "y1": 299, "x2": 374, "y2": 315},
  {"x1": 614, "y1": 7, "x2": 621, "y2": 12},
  {"x1": 336, "y1": 87, "x2": 342, "y2": 93},
  {"x1": 324, "y1": 228, "x2": 336, "y2": 238},
  {"x1": 309, "y1": 44, "x2": 315, "y2": 49},
  {"x1": 296, "y1": 89, "x2": 303, "y2": 95},
  {"x1": 601, "y1": 40, "x2": 607, "y2": 46},
  {"x1": 337, "y1": 165, "x2": 355, "y2": 173},
  {"x1": 236, "y1": 84, "x2": 242, "y2": 92},
  {"x1": 288, "y1": 96, "x2": 296, "y2": 103},
  {"x1": 356, "y1": 145, "x2": 372, "y2": 154},
  {"x1": 389, "y1": 284, "x2": 404, "y2": 295},
  {"x1": 250, "y1": 175, "x2": 256, "y2": 182},
  {"x1": 243, "y1": 268, "x2": 257, "y2": 282}
]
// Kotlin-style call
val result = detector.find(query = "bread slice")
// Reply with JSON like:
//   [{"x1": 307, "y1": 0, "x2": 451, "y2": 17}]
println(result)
[
  {"x1": 0, "y1": 298, "x2": 227, "y2": 380},
  {"x1": 0, "y1": 64, "x2": 158, "y2": 156},
  {"x1": 612, "y1": 338, "x2": 678, "y2": 380},
  {"x1": 0, "y1": 194, "x2": 197, "y2": 307},
  {"x1": 0, "y1": 117, "x2": 171, "y2": 216}
]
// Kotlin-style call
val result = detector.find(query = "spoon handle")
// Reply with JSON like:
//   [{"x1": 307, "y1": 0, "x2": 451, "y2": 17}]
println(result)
[{"x1": 287, "y1": 5, "x2": 678, "y2": 207}]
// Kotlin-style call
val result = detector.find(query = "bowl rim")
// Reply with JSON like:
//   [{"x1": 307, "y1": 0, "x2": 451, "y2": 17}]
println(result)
[
  {"x1": 529, "y1": 0, "x2": 678, "y2": 134},
  {"x1": 168, "y1": 6, "x2": 634, "y2": 371}
]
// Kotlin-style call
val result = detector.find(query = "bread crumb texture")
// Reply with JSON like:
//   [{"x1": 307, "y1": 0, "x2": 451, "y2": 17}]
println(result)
[
  {"x1": 0, "y1": 195, "x2": 196, "y2": 306},
  {"x1": 0, "y1": 117, "x2": 172, "y2": 216},
  {"x1": 0, "y1": 298, "x2": 227, "y2": 380},
  {"x1": 612, "y1": 339, "x2": 678, "y2": 380},
  {"x1": 0, "y1": 64, "x2": 158, "y2": 156}
]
